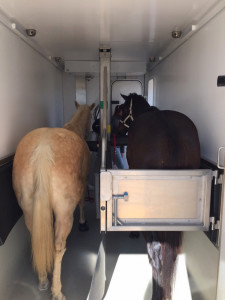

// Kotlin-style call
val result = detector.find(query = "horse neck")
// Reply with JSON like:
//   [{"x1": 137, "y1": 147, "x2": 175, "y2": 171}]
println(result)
[
  {"x1": 133, "y1": 99, "x2": 151, "y2": 117},
  {"x1": 64, "y1": 109, "x2": 89, "y2": 139}
]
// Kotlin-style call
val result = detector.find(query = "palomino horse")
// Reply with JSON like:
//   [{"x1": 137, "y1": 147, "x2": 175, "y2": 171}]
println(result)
[
  {"x1": 112, "y1": 93, "x2": 200, "y2": 300},
  {"x1": 12, "y1": 101, "x2": 95, "y2": 300}
]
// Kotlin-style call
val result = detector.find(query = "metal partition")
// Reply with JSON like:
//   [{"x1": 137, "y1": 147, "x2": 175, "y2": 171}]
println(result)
[{"x1": 100, "y1": 169, "x2": 213, "y2": 232}]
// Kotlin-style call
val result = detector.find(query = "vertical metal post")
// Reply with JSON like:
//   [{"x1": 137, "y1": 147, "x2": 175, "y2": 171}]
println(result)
[
  {"x1": 99, "y1": 47, "x2": 111, "y2": 170},
  {"x1": 216, "y1": 170, "x2": 225, "y2": 300},
  {"x1": 216, "y1": 147, "x2": 225, "y2": 299}
]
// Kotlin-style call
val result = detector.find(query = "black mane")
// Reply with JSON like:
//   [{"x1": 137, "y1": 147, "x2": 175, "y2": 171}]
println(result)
[{"x1": 124, "y1": 93, "x2": 158, "y2": 113}]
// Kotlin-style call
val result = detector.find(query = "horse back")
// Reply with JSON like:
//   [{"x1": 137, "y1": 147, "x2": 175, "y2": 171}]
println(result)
[{"x1": 127, "y1": 110, "x2": 200, "y2": 169}]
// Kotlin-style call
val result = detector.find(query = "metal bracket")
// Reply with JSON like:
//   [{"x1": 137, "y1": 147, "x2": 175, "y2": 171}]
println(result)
[
  {"x1": 217, "y1": 147, "x2": 225, "y2": 169},
  {"x1": 209, "y1": 171, "x2": 221, "y2": 231},
  {"x1": 210, "y1": 216, "x2": 220, "y2": 231},
  {"x1": 113, "y1": 192, "x2": 128, "y2": 226},
  {"x1": 213, "y1": 170, "x2": 223, "y2": 185}
]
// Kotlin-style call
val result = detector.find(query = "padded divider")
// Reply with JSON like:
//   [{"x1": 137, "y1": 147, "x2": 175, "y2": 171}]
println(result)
[{"x1": 0, "y1": 159, "x2": 22, "y2": 245}]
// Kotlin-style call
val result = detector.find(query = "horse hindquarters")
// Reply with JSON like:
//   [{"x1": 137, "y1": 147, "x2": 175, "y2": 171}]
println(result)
[
  {"x1": 144, "y1": 231, "x2": 182, "y2": 300},
  {"x1": 13, "y1": 137, "x2": 55, "y2": 291}
]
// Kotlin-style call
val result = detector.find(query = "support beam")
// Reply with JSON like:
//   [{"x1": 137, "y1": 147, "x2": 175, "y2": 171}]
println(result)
[
  {"x1": 99, "y1": 48, "x2": 111, "y2": 170},
  {"x1": 65, "y1": 60, "x2": 146, "y2": 75},
  {"x1": 216, "y1": 171, "x2": 225, "y2": 300}
]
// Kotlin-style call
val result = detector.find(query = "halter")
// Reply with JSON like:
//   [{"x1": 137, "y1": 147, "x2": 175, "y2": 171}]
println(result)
[{"x1": 119, "y1": 99, "x2": 134, "y2": 128}]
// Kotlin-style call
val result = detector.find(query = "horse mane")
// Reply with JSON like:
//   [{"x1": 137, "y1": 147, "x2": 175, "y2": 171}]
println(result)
[
  {"x1": 125, "y1": 93, "x2": 158, "y2": 114},
  {"x1": 64, "y1": 105, "x2": 91, "y2": 139}
]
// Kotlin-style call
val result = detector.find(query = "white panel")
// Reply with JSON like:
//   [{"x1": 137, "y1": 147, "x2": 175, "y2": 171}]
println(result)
[
  {"x1": 87, "y1": 242, "x2": 105, "y2": 300},
  {"x1": 87, "y1": 77, "x2": 100, "y2": 106},
  {"x1": 76, "y1": 77, "x2": 87, "y2": 105},
  {"x1": 111, "y1": 61, "x2": 146, "y2": 76},
  {"x1": 148, "y1": 78, "x2": 154, "y2": 105},
  {"x1": 216, "y1": 173, "x2": 225, "y2": 300},
  {"x1": 111, "y1": 79, "x2": 143, "y2": 116},
  {"x1": 149, "y1": 8, "x2": 225, "y2": 164},
  {"x1": 0, "y1": 24, "x2": 63, "y2": 159},
  {"x1": 65, "y1": 61, "x2": 99, "y2": 73},
  {"x1": 112, "y1": 80, "x2": 143, "y2": 100}
]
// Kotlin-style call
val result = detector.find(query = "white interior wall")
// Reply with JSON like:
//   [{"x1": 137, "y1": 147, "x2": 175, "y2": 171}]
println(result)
[
  {"x1": 148, "y1": 8, "x2": 225, "y2": 300},
  {"x1": 86, "y1": 75, "x2": 146, "y2": 106},
  {"x1": 86, "y1": 76, "x2": 145, "y2": 107},
  {"x1": 62, "y1": 73, "x2": 76, "y2": 123},
  {"x1": 87, "y1": 77, "x2": 100, "y2": 107},
  {"x1": 0, "y1": 23, "x2": 64, "y2": 160},
  {"x1": 86, "y1": 75, "x2": 145, "y2": 127},
  {"x1": 0, "y1": 20, "x2": 65, "y2": 298},
  {"x1": 149, "y1": 8, "x2": 225, "y2": 164}
]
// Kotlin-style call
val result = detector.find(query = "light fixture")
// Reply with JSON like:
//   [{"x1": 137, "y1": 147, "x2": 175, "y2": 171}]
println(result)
[
  {"x1": 26, "y1": 29, "x2": 37, "y2": 37},
  {"x1": 171, "y1": 30, "x2": 182, "y2": 39}
]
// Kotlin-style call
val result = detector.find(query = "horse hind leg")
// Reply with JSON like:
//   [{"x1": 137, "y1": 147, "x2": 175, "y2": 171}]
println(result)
[
  {"x1": 52, "y1": 247, "x2": 66, "y2": 300},
  {"x1": 78, "y1": 180, "x2": 89, "y2": 232},
  {"x1": 51, "y1": 214, "x2": 74, "y2": 300},
  {"x1": 38, "y1": 272, "x2": 50, "y2": 291}
]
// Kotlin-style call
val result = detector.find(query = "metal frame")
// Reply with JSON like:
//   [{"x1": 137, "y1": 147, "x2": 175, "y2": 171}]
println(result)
[
  {"x1": 216, "y1": 147, "x2": 225, "y2": 300},
  {"x1": 98, "y1": 47, "x2": 225, "y2": 300},
  {"x1": 100, "y1": 169, "x2": 213, "y2": 232}
]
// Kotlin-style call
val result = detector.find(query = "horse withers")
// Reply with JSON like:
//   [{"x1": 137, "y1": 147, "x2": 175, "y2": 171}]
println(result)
[
  {"x1": 112, "y1": 93, "x2": 200, "y2": 300},
  {"x1": 12, "y1": 101, "x2": 95, "y2": 300}
]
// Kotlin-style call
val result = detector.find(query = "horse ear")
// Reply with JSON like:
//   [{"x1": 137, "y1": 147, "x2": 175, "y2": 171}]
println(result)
[
  {"x1": 89, "y1": 103, "x2": 95, "y2": 111},
  {"x1": 74, "y1": 100, "x2": 80, "y2": 109},
  {"x1": 120, "y1": 94, "x2": 128, "y2": 101}
]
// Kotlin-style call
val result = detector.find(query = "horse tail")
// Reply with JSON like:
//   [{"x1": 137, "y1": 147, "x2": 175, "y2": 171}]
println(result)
[
  {"x1": 30, "y1": 142, "x2": 55, "y2": 276},
  {"x1": 161, "y1": 231, "x2": 183, "y2": 299}
]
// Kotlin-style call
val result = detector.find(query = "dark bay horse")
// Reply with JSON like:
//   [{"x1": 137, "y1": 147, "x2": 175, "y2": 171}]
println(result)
[{"x1": 112, "y1": 93, "x2": 200, "y2": 300}]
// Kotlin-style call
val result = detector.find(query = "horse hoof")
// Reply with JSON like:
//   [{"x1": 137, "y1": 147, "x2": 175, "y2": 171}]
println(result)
[
  {"x1": 79, "y1": 221, "x2": 89, "y2": 232},
  {"x1": 38, "y1": 279, "x2": 49, "y2": 291},
  {"x1": 129, "y1": 232, "x2": 140, "y2": 239},
  {"x1": 52, "y1": 293, "x2": 66, "y2": 300}
]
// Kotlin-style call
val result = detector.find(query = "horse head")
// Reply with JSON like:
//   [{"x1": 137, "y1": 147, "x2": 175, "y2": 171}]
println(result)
[{"x1": 111, "y1": 93, "x2": 145, "y2": 136}]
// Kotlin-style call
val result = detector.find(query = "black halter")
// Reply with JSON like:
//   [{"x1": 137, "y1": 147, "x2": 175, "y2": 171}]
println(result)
[{"x1": 119, "y1": 99, "x2": 134, "y2": 128}]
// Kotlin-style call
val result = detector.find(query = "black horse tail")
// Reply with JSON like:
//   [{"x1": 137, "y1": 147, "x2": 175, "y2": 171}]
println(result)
[
  {"x1": 161, "y1": 231, "x2": 183, "y2": 299},
  {"x1": 144, "y1": 231, "x2": 183, "y2": 300}
]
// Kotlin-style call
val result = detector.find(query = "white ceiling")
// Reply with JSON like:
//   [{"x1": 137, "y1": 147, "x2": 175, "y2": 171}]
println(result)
[{"x1": 0, "y1": 0, "x2": 223, "y2": 62}]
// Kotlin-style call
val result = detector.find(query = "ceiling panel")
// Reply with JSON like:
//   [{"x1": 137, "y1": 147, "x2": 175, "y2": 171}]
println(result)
[{"x1": 0, "y1": 0, "x2": 223, "y2": 62}]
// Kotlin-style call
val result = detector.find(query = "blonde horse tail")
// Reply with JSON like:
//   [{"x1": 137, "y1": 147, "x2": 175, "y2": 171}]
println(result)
[{"x1": 31, "y1": 143, "x2": 55, "y2": 276}]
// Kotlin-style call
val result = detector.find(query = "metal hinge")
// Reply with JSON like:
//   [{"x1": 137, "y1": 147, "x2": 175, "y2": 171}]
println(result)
[
  {"x1": 217, "y1": 147, "x2": 225, "y2": 169},
  {"x1": 212, "y1": 170, "x2": 223, "y2": 185},
  {"x1": 210, "y1": 216, "x2": 220, "y2": 231}
]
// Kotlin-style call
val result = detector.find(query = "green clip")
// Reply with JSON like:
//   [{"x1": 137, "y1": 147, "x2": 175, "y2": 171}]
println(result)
[{"x1": 100, "y1": 101, "x2": 104, "y2": 109}]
